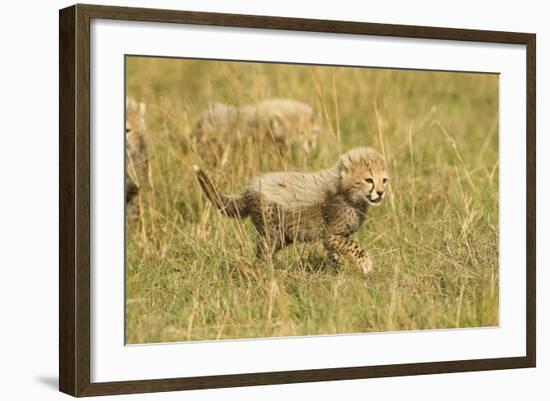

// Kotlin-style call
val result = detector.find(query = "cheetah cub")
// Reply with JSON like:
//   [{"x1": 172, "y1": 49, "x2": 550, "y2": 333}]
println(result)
[
  {"x1": 125, "y1": 97, "x2": 149, "y2": 228},
  {"x1": 193, "y1": 98, "x2": 319, "y2": 155},
  {"x1": 193, "y1": 147, "x2": 388, "y2": 275}
]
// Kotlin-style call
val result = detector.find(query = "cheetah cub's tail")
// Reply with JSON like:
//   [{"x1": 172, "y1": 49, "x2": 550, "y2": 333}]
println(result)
[{"x1": 192, "y1": 165, "x2": 249, "y2": 219}]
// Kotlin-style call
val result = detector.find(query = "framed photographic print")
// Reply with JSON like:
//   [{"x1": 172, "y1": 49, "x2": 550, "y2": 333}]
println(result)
[{"x1": 59, "y1": 3, "x2": 536, "y2": 397}]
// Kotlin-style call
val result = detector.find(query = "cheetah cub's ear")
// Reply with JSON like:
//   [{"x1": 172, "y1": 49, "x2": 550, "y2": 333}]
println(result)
[
  {"x1": 337, "y1": 147, "x2": 385, "y2": 180},
  {"x1": 338, "y1": 154, "x2": 354, "y2": 179}
]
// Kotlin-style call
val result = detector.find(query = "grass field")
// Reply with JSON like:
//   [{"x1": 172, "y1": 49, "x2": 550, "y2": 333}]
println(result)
[{"x1": 125, "y1": 57, "x2": 499, "y2": 344}]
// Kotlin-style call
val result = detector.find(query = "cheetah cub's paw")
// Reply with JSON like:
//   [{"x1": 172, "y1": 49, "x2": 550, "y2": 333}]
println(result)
[{"x1": 357, "y1": 255, "x2": 373, "y2": 276}]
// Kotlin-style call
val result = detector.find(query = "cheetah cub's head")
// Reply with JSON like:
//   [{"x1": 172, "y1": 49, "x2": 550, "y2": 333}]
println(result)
[{"x1": 338, "y1": 147, "x2": 388, "y2": 207}]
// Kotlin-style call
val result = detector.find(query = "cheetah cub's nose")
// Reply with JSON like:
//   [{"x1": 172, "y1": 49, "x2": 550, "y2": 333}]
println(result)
[{"x1": 377, "y1": 190, "x2": 384, "y2": 197}]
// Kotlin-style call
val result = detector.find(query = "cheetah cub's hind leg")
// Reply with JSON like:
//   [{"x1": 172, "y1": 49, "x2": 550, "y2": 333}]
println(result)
[
  {"x1": 255, "y1": 235, "x2": 284, "y2": 260},
  {"x1": 251, "y1": 202, "x2": 287, "y2": 260}
]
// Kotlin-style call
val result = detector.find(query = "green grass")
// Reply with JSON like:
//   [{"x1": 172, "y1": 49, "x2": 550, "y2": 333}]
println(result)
[{"x1": 125, "y1": 57, "x2": 499, "y2": 344}]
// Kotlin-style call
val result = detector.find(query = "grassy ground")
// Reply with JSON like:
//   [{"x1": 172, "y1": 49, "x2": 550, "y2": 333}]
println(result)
[{"x1": 125, "y1": 57, "x2": 499, "y2": 344}]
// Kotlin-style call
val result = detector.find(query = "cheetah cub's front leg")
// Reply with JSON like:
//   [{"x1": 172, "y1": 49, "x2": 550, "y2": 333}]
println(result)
[{"x1": 324, "y1": 234, "x2": 373, "y2": 275}]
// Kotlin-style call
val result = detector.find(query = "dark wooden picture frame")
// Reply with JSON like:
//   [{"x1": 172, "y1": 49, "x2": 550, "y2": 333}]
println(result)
[{"x1": 59, "y1": 3, "x2": 536, "y2": 397}]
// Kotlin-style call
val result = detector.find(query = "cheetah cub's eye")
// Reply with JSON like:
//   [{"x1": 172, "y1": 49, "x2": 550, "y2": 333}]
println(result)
[
  {"x1": 383, "y1": 178, "x2": 388, "y2": 185},
  {"x1": 365, "y1": 178, "x2": 374, "y2": 184}
]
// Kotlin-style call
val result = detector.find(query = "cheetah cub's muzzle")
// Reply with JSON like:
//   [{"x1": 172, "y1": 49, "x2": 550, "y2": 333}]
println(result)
[{"x1": 364, "y1": 177, "x2": 388, "y2": 207}]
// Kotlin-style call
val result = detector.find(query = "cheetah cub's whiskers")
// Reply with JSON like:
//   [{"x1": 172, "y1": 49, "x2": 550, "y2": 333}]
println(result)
[{"x1": 193, "y1": 147, "x2": 388, "y2": 275}]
